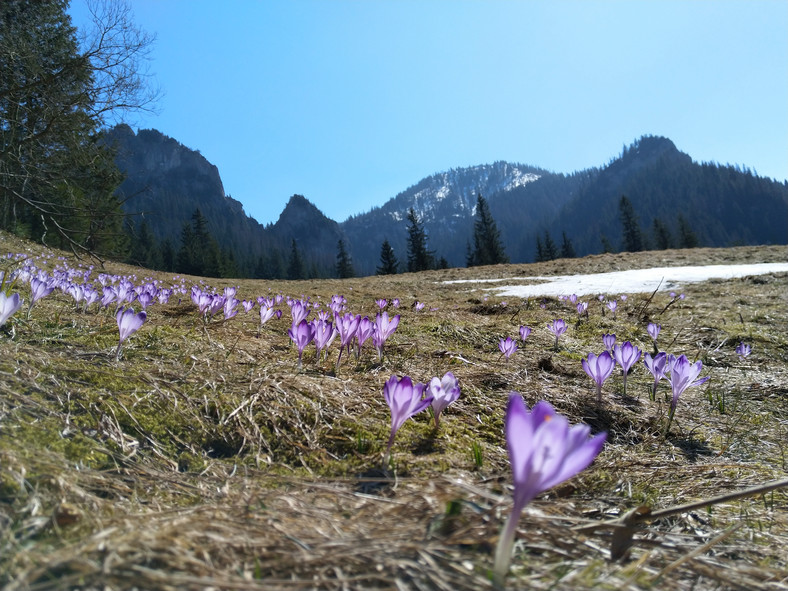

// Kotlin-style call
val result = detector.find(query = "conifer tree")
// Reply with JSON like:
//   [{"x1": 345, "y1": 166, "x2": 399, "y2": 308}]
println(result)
[
  {"x1": 677, "y1": 215, "x2": 699, "y2": 248},
  {"x1": 468, "y1": 194, "x2": 508, "y2": 266},
  {"x1": 335, "y1": 239, "x2": 355, "y2": 278},
  {"x1": 406, "y1": 208, "x2": 435, "y2": 272},
  {"x1": 619, "y1": 195, "x2": 644, "y2": 252},
  {"x1": 560, "y1": 231, "x2": 576, "y2": 259},
  {"x1": 600, "y1": 234, "x2": 614, "y2": 254},
  {"x1": 652, "y1": 218, "x2": 672, "y2": 250},
  {"x1": 287, "y1": 239, "x2": 306, "y2": 280},
  {"x1": 0, "y1": 0, "x2": 155, "y2": 254},
  {"x1": 543, "y1": 231, "x2": 559, "y2": 260},
  {"x1": 535, "y1": 235, "x2": 545, "y2": 262},
  {"x1": 376, "y1": 239, "x2": 400, "y2": 275}
]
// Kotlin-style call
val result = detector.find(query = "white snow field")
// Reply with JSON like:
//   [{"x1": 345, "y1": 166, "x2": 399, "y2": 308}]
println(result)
[{"x1": 443, "y1": 262, "x2": 788, "y2": 298}]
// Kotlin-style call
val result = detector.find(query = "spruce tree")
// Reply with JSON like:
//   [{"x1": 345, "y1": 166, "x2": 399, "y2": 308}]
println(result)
[
  {"x1": 652, "y1": 218, "x2": 672, "y2": 250},
  {"x1": 287, "y1": 239, "x2": 306, "y2": 280},
  {"x1": 560, "y1": 231, "x2": 576, "y2": 259},
  {"x1": 535, "y1": 235, "x2": 545, "y2": 262},
  {"x1": 405, "y1": 208, "x2": 435, "y2": 272},
  {"x1": 543, "y1": 231, "x2": 559, "y2": 261},
  {"x1": 677, "y1": 215, "x2": 699, "y2": 248},
  {"x1": 0, "y1": 0, "x2": 155, "y2": 254},
  {"x1": 335, "y1": 239, "x2": 355, "y2": 278},
  {"x1": 619, "y1": 195, "x2": 644, "y2": 252},
  {"x1": 376, "y1": 239, "x2": 400, "y2": 275},
  {"x1": 468, "y1": 194, "x2": 508, "y2": 266}
]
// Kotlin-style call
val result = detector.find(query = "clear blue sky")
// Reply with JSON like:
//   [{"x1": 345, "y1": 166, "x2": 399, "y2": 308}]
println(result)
[{"x1": 69, "y1": 0, "x2": 788, "y2": 226}]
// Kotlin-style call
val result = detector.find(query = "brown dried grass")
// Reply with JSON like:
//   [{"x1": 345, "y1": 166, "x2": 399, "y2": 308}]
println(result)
[{"x1": 1, "y1": 234, "x2": 787, "y2": 590}]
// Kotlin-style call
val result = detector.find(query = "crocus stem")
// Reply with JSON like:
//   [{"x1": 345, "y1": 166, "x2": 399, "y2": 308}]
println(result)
[
  {"x1": 115, "y1": 343, "x2": 122, "y2": 362},
  {"x1": 382, "y1": 430, "x2": 396, "y2": 469},
  {"x1": 622, "y1": 370, "x2": 628, "y2": 397},
  {"x1": 493, "y1": 502, "x2": 524, "y2": 589},
  {"x1": 664, "y1": 406, "x2": 676, "y2": 437}
]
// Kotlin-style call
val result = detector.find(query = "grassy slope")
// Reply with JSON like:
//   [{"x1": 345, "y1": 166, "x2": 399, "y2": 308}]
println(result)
[{"x1": 1, "y1": 231, "x2": 787, "y2": 590}]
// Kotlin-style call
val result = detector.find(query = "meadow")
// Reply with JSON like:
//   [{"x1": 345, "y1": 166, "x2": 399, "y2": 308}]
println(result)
[{"x1": 1, "y1": 230, "x2": 786, "y2": 591}]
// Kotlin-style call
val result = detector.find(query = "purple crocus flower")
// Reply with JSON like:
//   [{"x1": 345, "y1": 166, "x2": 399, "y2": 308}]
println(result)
[
  {"x1": 735, "y1": 342, "x2": 751, "y2": 360},
  {"x1": 375, "y1": 298, "x2": 387, "y2": 310},
  {"x1": 101, "y1": 286, "x2": 118, "y2": 309},
  {"x1": 576, "y1": 301, "x2": 588, "y2": 317},
  {"x1": 115, "y1": 307, "x2": 146, "y2": 361},
  {"x1": 568, "y1": 294, "x2": 578, "y2": 305},
  {"x1": 137, "y1": 290, "x2": 155, "y2": 310},
  {"x1": 547, "y1": 318, "x2": 567, "y2": 349},
  {"x1": 498, "y1": 336, "x2": 518, "y2": 361},
  {"x1": 311, "y1": 318, "x2": 337, "y2": 364},
  {"x1": 665, "y1": 355, "x2": 710, "y2": 433},
  {"x1": 606, "y1": 300, "x2": 618, "y2": 318},
  {"x1": 581, "y1": 351, "x2": 615, "y2": 402},
  {"x1": 382, "y1": 375, "x2": 433, "y2": 466},
  {"x1": 372, "y1": 312, "x2": 400, "y2": 361},
  {"x1": 602, "y1": 333, "x2": 616, "y2": 353},
  {"x1": 27, "y1": 277, "x2": 54, "y2": 318},
  {"x1": 427, "y1": 372, "x2": 460, "y2": 428},
  {"x1": 643, "y1": 352, "x2": 668, "y2": 401},
  {"x1": 613, "y1": 341, "x2": 642, "y2": 396},
  {"x1": 241, "y1": 300, "x2": 255, "y2": 314},
  {"x1": 0, "y1": 292, "x2": 23, "y2": 327},
  {"x1": 493, "y1": 394, "x2": 606, "y2": 587},
  {"x1": 223, "y1": 297, "x2": 239, "y2": 320},
  {"x1": 288, "y1": 319, "x2": 314, "y2": 370},
  {"x1": 289, "y1": 300, "x2": 309, "y2": 326},
  {"x1": 519, "y1": 325, "x2": 532, "y2": 344},
  {"x1": 647, "y1": 322, "x2": 661, "y2": 352},
  {"x1": 257, "y1": 297, "x2": 275, "y2": 323},
  {"x1": 392, "y1": 298, "x2": 400, "y2": 308},
  {"x1": 414, "y1": 301, "x2": 425, "y2": 311},
  {"x1": 334, "y1": 312, "x2": 360, "y2": 369},
  {"x1": 355, "y1": 316, "x2": 374, "y2": 357}
]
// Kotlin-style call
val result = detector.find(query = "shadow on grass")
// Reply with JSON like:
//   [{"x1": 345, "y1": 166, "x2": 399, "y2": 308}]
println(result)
[{"x1": 670, "y1": 434, "x2": 715, "y2": 462}]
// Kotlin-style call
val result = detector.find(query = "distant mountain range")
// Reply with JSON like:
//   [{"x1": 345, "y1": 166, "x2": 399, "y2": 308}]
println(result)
[{"x1": 106, "y1": 124, "x2": 788, "y2": 277}]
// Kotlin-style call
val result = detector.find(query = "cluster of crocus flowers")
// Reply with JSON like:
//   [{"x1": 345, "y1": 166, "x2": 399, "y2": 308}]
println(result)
[
  {"x1": 382, "y1": 375, "x2": 433, "y2": 466},
  {"x1": 493, "y1": 394, "x2": 606, "y2": 587},
  {"x1": 382, "y1": 372, "x2": 461, "y2": 464}
]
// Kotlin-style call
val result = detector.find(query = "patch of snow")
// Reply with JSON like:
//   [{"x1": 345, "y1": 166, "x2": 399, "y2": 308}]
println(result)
[{"x1": 442, "y1": 263, "x2": 788, "y2": 298}]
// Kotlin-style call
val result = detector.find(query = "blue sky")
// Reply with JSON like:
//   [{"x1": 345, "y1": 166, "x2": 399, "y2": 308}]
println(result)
[{"x1": 69, "y1": 0, "x2": 788, "y2": 226}]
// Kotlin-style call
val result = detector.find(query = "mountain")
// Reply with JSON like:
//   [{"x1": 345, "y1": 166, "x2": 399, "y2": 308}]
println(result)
[
  {"x1": 341, "y1": 162, "x2": 551, "y2": 274},
  {"x1": 105, "y1": 125, "x2": 788, "y2": 278},
  {"x1": 270, "y1": 194, "x2": 348, "y2": 272},
  {"x1": 105, "y1": 125, "x2": 341, "y2": 277},
  {"x1": 341, "y1": 136, "x2": 787, "y2": 273}
]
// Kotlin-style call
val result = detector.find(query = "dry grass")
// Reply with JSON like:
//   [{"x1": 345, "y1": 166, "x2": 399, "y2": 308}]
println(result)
[{"x1": 1, "y1": 234, "x2": 787, "y2": 590}]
